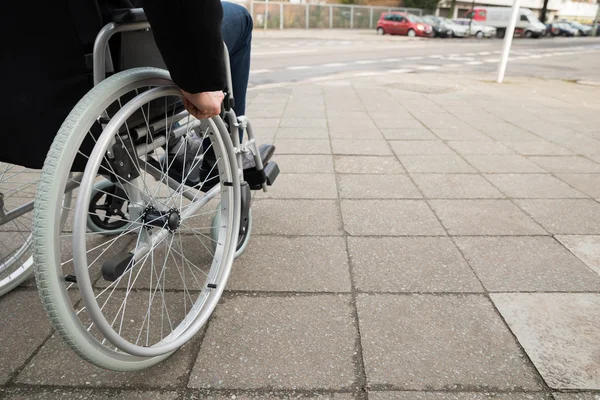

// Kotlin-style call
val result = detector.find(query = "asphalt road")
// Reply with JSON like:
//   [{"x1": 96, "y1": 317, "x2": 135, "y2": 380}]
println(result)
[{"x1": 247, "y1": 31, "x2": 600, "y2": 88}]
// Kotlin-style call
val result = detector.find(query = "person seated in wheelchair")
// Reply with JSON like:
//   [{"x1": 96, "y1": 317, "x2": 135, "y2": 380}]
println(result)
[{"x1": 1, "y1": 0, "x2": 275, "y2": 189}]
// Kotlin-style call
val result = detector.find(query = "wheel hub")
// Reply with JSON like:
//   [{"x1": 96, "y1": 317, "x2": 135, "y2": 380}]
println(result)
[{"x1": 143, "y1": 206, "x2": 181, "y2": 233}]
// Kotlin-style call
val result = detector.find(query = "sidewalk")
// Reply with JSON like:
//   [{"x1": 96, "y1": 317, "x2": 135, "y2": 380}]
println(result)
[{"x1": 2, "y1": 72, "x2": 600, "y2": 399}]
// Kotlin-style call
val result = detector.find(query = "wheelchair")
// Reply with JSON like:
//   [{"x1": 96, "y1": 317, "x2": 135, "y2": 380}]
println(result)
[{"x1": 5, "y1": 8, "x2": 279, "y2": 371}]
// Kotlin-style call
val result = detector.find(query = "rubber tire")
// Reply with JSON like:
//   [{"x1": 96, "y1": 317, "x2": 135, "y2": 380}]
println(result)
[
  {"x1": 376, "y1": 27, "x2": 385, "y2": 35},
  {"x1": 525, "y1": 30, "x2": 533, "y2": 38},
  {"x1": 86, "y1": 180, "x2": 134, "y2": 236},
  {"x1": 407, "y1": 29, "x2": 416, "y2": 37},
  {"x1": 475, "y1": 31, "x2": 483, "y2": 39}
]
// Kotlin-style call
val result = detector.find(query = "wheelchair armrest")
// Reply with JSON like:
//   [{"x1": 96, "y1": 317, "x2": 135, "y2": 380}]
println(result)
[{"x1": 110, "y1": 8, "x2": 148, "y2": 24}]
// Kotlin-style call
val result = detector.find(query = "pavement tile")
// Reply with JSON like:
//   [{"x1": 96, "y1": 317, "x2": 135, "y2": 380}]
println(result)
[
  {"x1": 331, "y1": 140, "x2": 392, "y2": 156},
  {"x1": 338, "y1": 174, "x2": 421, "y2": 199},
  {"x1": 379, "y1": 128, "x2": 438, "y2": 140},
  {"x1": 552, "y1": 395, "x2": 600, "y2": 400},
  {"x1": 429, "y1": 200, "x2": 546, "y2": 235},
  {"x1": 276, "y1": 127, "x2": 329, "y2": 139},
  {"x1": 189, "y1": 295, "x2": 357, "y2": 390},
  {"x1": 430, "y1": 128, "x2": 491, "y2": 141},
  {"x1": 375, "y1": 119, "x2": 425, "y2": 130},
  {"x1": 279, "y1": 118, "x2": 328, "y2": 128},
  {"x1": 454, "y1": 237, "x2": 600, "y2": 292},
  {"x1": 390, "y1": 141, "x2": 456, "y2": 156},
  {"x1": 555, "y1": 235, "x2": 600, "y2": 275},
  {"x1": 228, "y1": 236, "x2": 351, "y2": 292},
  {"x1": 329, "y1": 129, "x2": 385, "y2": 140},
  {"x1": 274, "y1": 155, "x2": 334, "y2": 174},
  {"x1": 275, "y1": 139, "x2": 331, "y2": 155},
  {"x1": 328, "y1": 118, "x2": 378, "y2": 132},
  {"x1": 491, "y1": 293, "x2": 600, "y2": 390},
  {"x1": 555, "y1": 174, "x2": 600, "y2": 198},
  {"x1": 252, "y1": 199, "x2": 343, "y2": 236},
  {"x1": 400, "y1": 156, "x2": 477, "y2": 173},
  {"x1": 251, "y1": 118, "x2": 281, "y2": 129},
  {"x1": 368, "y1": 393, "x2": 551, "y2": 400},
  {"x1": 529, "y1": 157, "x2": 600, "y2": 174},
  {"x1": 341, "y1": 200, "x2": 446, "y2": 236},
  {"x1": 464, "y1": 155, "x2": 546, "y2": 173},
  {"x1": 471, "y1": 123, "x2": 539, "y2": 142},
  {"x1": 0, "y1": 290, "x2": 53, "y2": 385},
  {"x1": 413, "y1": 174, "x2": 504, "y2": 199},
  {"x1": 259, "y1": 174, "x2": 338, "y2": 199},
  {"x1": 348, "y1": 237, "x2": 482, "y2": 292},
  {"x1": 503, "y1": 141, "x2": 573, "y2": 156},
  {"x1": 416, "y1": 116, "x2": 469, "y2": 129},
  {"x1": 484, "y1": 174, "x2": 586, "y2": 199},
  {"x1": 357, "y1": 294, "x2": 542, "y2": 390},
  {"x1": 202, "y1": 394, "x2": 356, "y2": 400},
  {"x1": 3, "y1": 389, "x2": 178, "y2": 400},
  {"x1": 447, "y1": 141, "x2": 514, "y2": 155},
  {"x1": 334, "y1": 156, "x2": 405, "y2": 174},
  {"x1": 515, "y1": 200, "x2": 600, "y2": 234}
]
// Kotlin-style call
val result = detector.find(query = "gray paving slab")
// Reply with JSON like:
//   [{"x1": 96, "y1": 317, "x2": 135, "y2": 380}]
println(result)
[
  {"x1": 228, "y1": 236, "x2": 351, "y2": 292},
  {"x1": 259, "y1": 174, "x2": 338, "y2": 199},
  {"x1": 276, "y1": 127, "x2": 330, "y2": 139},
  {"x1": 430, "y1": 128, "x2": 491, "y2": 141},
  {"x1": 341, "y1": 200, "x2": 446, "y2": 236},
  {"x1": 379, "y1": 129, "x2": 438, "y2": 141},
  {"x1": 334, "y1": 156, "x2": 405, "y2": 174},
  {"x1": 471, "y1": 123, "x2": 539, "y2": 142},
  {"x1": 413, "y1": 174, "x2": 504, "y2": 199},
  {"x1": 202, "y1": 393, "x2": 357, "y2": 400},
  {"x1": 0, "y1": 290, "x2": 53, "y2": 385},
  {"x1": 279, "y1": 118, "x2": 328, "y2": 129},
  {"x1": 338, "y1": 174, "x2": 422, "y2": 199},
  {"x1": 454, "y1": 237, "x2": 600, "y2": 292},
  {"x1": 189, "y1": 295, "x2": 357, "y2": 390},
  {"x1": 555, "y1": 235, "x2": 600, "y2": 276},
  {"x1": 529, "y1": 157, "x2": 600, "y2": 174},
  {"x1": 3, "y1": 389, "x2": 179, "y2": 400},
  {"x1": 330, "y1": 129, "x2": 385, "y2": 140},
  {"x1": 275, "y1": 139, "x2": 331, "y2": 155},
  {"x1": 375, "y1": 119, "x2": 425, "y2": 130},
  {"x1": 250, "y1": 118, "x2": 281, "y2": 129},
  {"x1": 429, "y1": 200, "x2": 546, "y2": 236},
  {"x1": 357, "y1": 294, "x2": 542, "y2": 391},
  {"x1": 390, "y1": 141, "x2": 456, "y2": 156},
  {"x1": 491, "y1": 293, "x2": 600, "y2": 390},
  {"x1": 447, "y1": 141, "x2": 514, "y2": 155},
  {"x1": 503, "y1": 141, "x2": 574, "y2": 156},
  {"x1": 552, "y1": 394, "x2": 600, "y2": 400},
  {"x1": 484, "y1": 174, "x2": 586, "y2": 199},
  {"x1": 368, "y1": 392, "x2": 551, "y2": 400},
  {"x1": 328, "y1": 118, "x2": 378, "y2": 132},
  {"x1": 463, "y1": 155, "x2": 546, "y2": 174},
  {"x1": 331, "y1": 140, "x2": 392, "y2": 156},
  {"x1": 274, "y1": 155, "x2": 335, "y2": 174},
  {"x1": 348, "y1": 237, "x2": 482, "y2": 292},
  {"x1": 251, "y1": 199, "x2": 343, "y2": 236},
  {"x1": 400, "y1": 156, "x2": 477, "y2": 173},
  {"x1": 555, "y1": 174, "x2": 600, "y2": 198},
  {"x1": 515, "y1": 200, "x2": 600, "y2": 234}
]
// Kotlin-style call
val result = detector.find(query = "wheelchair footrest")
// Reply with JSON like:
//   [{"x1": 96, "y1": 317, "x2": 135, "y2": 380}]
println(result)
[{"x1": 247, "y1": 161, "x2": 280, "y2": 190}]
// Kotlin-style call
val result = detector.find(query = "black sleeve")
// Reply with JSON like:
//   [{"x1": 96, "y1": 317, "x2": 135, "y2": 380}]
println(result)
[{"x1": 142, "y1": 0, "x2": 226, "y2": 94}]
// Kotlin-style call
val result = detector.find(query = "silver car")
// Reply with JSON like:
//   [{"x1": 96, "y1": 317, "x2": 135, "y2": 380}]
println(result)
[{"x1": 453, "y1": 18, "x2": 497, "y2": 38}]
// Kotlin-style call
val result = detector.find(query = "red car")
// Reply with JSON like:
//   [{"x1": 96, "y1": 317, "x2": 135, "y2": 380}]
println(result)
[{"x1": 376, "y1": 12, "x2": 433, "y2": 37}]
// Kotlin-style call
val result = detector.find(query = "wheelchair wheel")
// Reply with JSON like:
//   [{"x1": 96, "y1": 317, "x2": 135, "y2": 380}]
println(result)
[
  {"x1": 211, "y1": 202, "x2": 252, "y2": 259},
  {"x1": 0, "y1": 164, "x2": 37, "y2": 297},
  {"x1": 34, "y1": 68, "x2": 240, "y2": 370}
]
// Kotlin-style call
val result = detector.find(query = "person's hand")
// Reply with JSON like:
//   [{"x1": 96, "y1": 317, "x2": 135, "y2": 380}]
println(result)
[{"x1": 181, "y1": 90, "x2": 224, "y2": 120}]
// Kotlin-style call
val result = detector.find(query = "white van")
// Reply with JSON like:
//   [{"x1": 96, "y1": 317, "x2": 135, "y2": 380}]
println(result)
[{"x1": 464, "y1": 7, "x2": 547, "y2": 38}]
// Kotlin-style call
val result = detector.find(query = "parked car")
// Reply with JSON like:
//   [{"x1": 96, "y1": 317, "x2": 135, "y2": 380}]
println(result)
[
  {"x1": 452, "y1": 18, "x2": 497, "y2": 38},
  {"x1": 548, "y1": 22, "x2": 578, "y2": 36},
  {"x1": 376, "y1": 12, "x2": 434, "y2": 37},
  {"x1": 463, "y1": 7, "x2": 546, "y2": 38},
  {"x1": 422, "y1": 16, "x2": 469, "y2": 37},
  {"x1": 440, "y1": 17, "x2": 470, "y2": 37},
  {"x1": 559, "y1": 20, "x2": 593, "y2": 36}
]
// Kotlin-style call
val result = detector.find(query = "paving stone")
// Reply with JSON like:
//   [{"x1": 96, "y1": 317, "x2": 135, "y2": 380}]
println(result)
[
  {"x1": 348, "y1": 237, "x2": 482, "y2": 292},
  {"x1": 202, "y1": 394, "x2": 356, "y2": 400},
  {"x1": 3, "y1": 389, "x2": 178, "y2": 400},
  {"x1": 329, "y1": 129, "x2": 384, "y2": 140},
  {"x1": 338, "y1": 174, "x2": 421, "y2": 199},
  {"x1": 484, "y1": 174, "x2": 586, "y2": 198},
  {"x1": 357, "y1": 294, "x2": 542, "y2": 390},
  {"x1": 400, "y1": 156, "x2": 477, "y2": 173},
  {"x1": 430, "y1": 200, "x2": 545, "y2": 235},
  {"x1": 189, "y1": 295, "x2": 357, "y2": 390},
  {"x1": 447, "y1": 141, "x2": 514, "y2": 155},
  {"x1": 252, "y1": 200, "x2": 343, "y2": 236},
  {"x1": 341, "y1": 200, "x2": 445, "y2": 236},
  {"x1": 455, "y1": 237, "x2": 600, "y2": 292},
  {"x1": 491, "y1": 293, "x2": 600, "y2": 390},
  {"x1": 228, "y1": 236, "x2": 351, "y2": 292},
  {"x1": 331, "y1": 140, "x2": 392, "y2": 156},
  {"x1": 275, "y1": 139, "x2": 331, "y2": 155},
  {"x1": 503, "y1": 141, "x2": 573, "y2": 156},
  {"x1": 515, "y1": 200, "x2": 600, "y2": 234},
  {"x1": 334, "y1": 156, "x2": 405, "y2": 174},
  {"x1": 274, "y1": 155, "x2": 334, "y2": 174},
  {"x1": 0, "y1": 290, "x2": 53, "y2": 385},
  {"x1": 413, "y1": 174, "x2": 504, "y2": 199},
  {"x1": 329, "y1": 118, "x2": 378, "y2": 132},
  {"x1": 555, "y1": 174, "x2": 600, "y2": 198},
  {"x1": 430, "y1": 128, "x2": 491, "y2": 141},
  {"x1": 555, "y1": 235, "x2": 600, "y2": 276},
  {"x1": 368, "y1": 392, "x2": 551, "y2": 400},
  {"x1": 259, "y1": 174, "x2": 338, "y2": 199},
  {"x1": 390, "y1": 141, "x2": 456, "y2": 156},
  {"x1": 552, "y1": 394, "x2": 600, "y2": 400},
  {"x1": 464, "y1": 155, "x2": 545, "y2": 173},
  {"x1": 276, "y1": 127, "x2": 329, "y2": 139},
  {"x1": 250, "y1": 118, "x2": 280, "y2": 129},
  {"x1": 379, "y1": 128, "x2": 437, "y2": 140},
  {"x1": 375, "y1": 119, "x2": 424, "y2": 130},
  {"x1": 279, "y1": 118, "x2": 328, "y2": 128},
  {"x1": 529, "y1": 157, "x2": 600, "y2": 174}
]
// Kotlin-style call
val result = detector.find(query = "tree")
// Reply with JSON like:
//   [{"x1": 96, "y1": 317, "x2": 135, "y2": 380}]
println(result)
[
  {"x1": 405, "y1": 0, "x2": 440, "y2": 13},
  {"x1": 539, "y1": 0, "x2": 549, "y2": 23},
  {"x1": 448, "y1": 0, "x2": 456, "y2": 18}
]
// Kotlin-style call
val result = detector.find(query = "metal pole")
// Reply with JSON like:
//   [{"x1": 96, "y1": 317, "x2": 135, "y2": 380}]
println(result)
[
  {"x1": 306, "y1": 4, "x2": 310, "y2": 29},
  {"x1": 264, "y1": 0, "x2": 269, "y2": 30},
  {"x1": 280, "y1": 3, "x2": 284, "y2": 30},
  {"x1": 370, "y1": 7, "x2": 374, "y2": 29},
  {"x1": 592, "y1": 0, "x2": 600, "y2": 37},
  {"x1": 497, "y1": 0, "x2": 521, "y2": 83},
  {"x1": 330, "y1": 5, "x2": 333, "y2": 29},
  {"x1": 250, "y1": 1, "x2": 254, "y2": 23},
  {"x1": 350, "y1": 6, "x2": 354, "y2": 29}
]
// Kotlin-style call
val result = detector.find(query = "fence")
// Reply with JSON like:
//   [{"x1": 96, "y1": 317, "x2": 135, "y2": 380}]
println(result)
[{"x1": 235, "y1": 1, "x2": 423, "y2": 30}]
